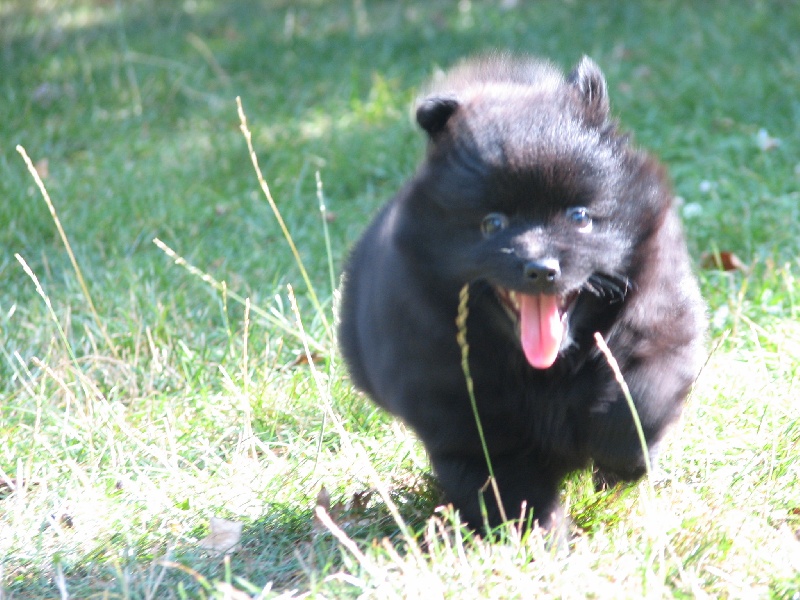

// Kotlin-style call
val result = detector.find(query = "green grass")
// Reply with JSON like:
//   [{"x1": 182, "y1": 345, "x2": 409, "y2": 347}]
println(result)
[{"x1": 1, "y1": 0, "x2": 799, "y2": 597}]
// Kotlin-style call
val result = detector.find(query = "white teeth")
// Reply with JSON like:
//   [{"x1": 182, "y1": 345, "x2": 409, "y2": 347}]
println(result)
[{"x1": 508, "y1": 291, "x2": 520, "y2": 310}]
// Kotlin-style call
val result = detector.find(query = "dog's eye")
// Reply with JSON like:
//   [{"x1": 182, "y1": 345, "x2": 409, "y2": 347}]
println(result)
[
  {"x1": 481, "y1": 213, "x2": 508, "y2": 237},
  {"x1": 566, "y1": 207, "x2": 592, "y2": 232}
]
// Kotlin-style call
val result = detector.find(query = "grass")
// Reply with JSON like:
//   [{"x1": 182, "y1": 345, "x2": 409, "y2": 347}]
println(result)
[{"x1": 1, "y1": 0, "x2": 799, "y2": 597}]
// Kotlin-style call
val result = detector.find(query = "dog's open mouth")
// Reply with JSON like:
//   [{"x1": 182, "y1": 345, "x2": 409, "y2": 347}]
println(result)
[{"x1": 495, "y1": 289, "x2": 577, "y2": 369}]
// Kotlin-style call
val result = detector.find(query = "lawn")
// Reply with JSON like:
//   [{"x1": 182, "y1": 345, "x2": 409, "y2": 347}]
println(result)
[{"x1": 1, "y1": 0, "x2": 799, "y2": 597}]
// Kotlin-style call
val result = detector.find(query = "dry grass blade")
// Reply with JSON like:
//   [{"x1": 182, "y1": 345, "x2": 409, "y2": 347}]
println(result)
[
  {"x1": 315, "y1": 170, "x2": 337, "y2": 299},
  {"x1": 15, "y1": 144, "x2": 120, "y2": 359},
  {"x1": 186, "y1": 32, "x2": 231, "y2": 87},
  {"x1": 593, "y1": 332, "x2": 654, "y2": 495},
  {"x1": 151, "y1": 237, "x2": 324, "y2": 353},
  {"x1": 236, "y1": 96, "x2": 331, "y2": 337},
  {"x1": 456, "y1": 284, "x2": 508, "y2": 524},
  {"x1": 314, "y1": 506, "x2": 384, "y2": 581},
  {"x1": 14, "y1": 254, "x2": 95, "y2": 415}
]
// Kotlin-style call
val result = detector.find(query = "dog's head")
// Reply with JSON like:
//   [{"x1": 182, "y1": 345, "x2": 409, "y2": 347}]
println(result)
[{"x1": 404, "y1": 56, "x2": 672, "y2": 368}]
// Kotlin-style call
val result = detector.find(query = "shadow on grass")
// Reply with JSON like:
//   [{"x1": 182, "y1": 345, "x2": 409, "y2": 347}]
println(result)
[
  {"x1": 238, "y1": 480, "x2": 441, "y2": 591},
  {"x1": 3, "y1": 476, "x2": 442, "y2": 598}
]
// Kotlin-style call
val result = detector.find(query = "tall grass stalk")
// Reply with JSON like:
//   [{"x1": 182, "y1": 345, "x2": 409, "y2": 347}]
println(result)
[
  {"x1": 240, "y1": 297, "x2": 256, "y2": 460},
  {"x1": 312, "y1": 170, "x2": 335, "y2": 476},
  {"x1": 315, "y1": 171, "x2": 338, "y2": 300},
  {"x1": 594, "y1": 332, "x2": 675, "y2": 592},
  {"x1": 14, "y1": 254, "x2": 90, "y2": 429},
  {"x1": 236, "y1": 97, "x2": 332, "y2": 339},
  {"x1": 16, "y1": 144, "x2": 119, "y2": 359},
  {"x1": 113, "y1": 0, "x2": 143, "y2": 116},
  {"x1": 593, "y1": 333, "x2": 654, "y2": 495},
  {"x1": 455, "y1": 284, "x2": 508, "y2": 525}
]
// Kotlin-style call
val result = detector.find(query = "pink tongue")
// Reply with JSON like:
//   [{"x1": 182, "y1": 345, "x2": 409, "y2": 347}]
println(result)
[{"x1": 519, "y1": 294, "x2": 563, "y2": 369}]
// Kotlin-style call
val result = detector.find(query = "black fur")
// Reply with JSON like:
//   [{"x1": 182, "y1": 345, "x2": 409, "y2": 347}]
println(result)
[{"x1": 338, "y1": 55, "x2": 707, "y2": 531}]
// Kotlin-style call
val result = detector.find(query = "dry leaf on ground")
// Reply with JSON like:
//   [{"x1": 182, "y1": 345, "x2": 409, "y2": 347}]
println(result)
[
  {"x1": 701, "y1": 251, "x2": 748, "y2": 273},
  {"x1": 199, "y1": 517, "x2": 243, "y2": 554}
]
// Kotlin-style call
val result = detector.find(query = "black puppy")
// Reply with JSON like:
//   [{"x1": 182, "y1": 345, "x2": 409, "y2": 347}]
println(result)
[{"x1": 338, "y1": 55, "x2": 706, "y2": 531}]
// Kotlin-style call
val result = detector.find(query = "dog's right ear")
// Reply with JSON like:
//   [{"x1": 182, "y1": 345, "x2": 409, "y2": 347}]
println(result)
[
  {"x1": 415, "y1": 96, "x2": 459, "y2": 136},
  {"x1": 567, "y1": 56, "x2": 609, "y2": 126}
]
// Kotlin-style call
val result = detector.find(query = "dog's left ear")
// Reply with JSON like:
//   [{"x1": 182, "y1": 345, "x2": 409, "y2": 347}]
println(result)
[
  {"x1": 567, "y1": 56, "x2": 609, "y2": 125},
  {"x1": 416, "y1": 96, "x2": 460, "y2": 137}
]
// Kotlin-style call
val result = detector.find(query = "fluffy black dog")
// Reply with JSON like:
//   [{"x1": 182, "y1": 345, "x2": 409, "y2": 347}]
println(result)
[{"x1": 338, "y1": 55, "x2": 707, "y2": 531}]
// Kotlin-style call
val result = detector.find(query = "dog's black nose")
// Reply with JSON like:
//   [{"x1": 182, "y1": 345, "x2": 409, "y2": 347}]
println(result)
[{"x1": 524, "y1": 259, "x2": 560, "y2": 283}]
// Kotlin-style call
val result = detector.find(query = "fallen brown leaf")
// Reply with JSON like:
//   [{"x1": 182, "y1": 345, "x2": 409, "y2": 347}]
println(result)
[
  {"x1": 289, "y1": 352, "x2": 323, "y2": 367},
  {"x1": 313, "y1": 487, "x2": 375, "y2": 532},
  {"x1": 701, "y1": 251, "x2": 748, "y2": 273},
  {"x1": 199, "y1": 517, "x2": 242, "y2": 554}
]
